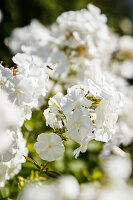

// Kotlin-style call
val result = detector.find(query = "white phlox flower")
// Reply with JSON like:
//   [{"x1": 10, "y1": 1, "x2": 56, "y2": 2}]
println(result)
[
  {"x1": 98, "y1": 156, "x2": 133, "y2": 200},
  {"x1": 22, "y1": 42, "x2": 69, "y2": 80},
  {"x1": 110, "y1": 35, "x2": 133, "y2": 79},
  {"x1": 44, "y1": 78, "x2": 121, "y2": 158},
  {"x1": 0, "y1": 54, "x2": 49, "y2": 119},
  {"x1": 19, "y1": 182, "x2": 58, "y2": 200},
  {"x1": 63, "y1": 107, "x2": 93, "y2": 145},
  {"x1": 0, "y1": 64, "x2": 13, "y2": 89},
  {"x1": 13, "y1": 53, "x2": 49, "y2": 98},
  {"x1": 0, "y1": 89, "x2": 24, "y2": 130},
  {"x1": 34, "y1": 133, "x2": 65, "y2": 162},
  {"x1": 5, "y1": 19, "x2": 51, "y2": 54},
  {"x1": 100, "y1": 77, "x2": 133, "y2": 157},
  {"x1": 57, "y1": 176, "x2": 80, "y2": 200},
  {"x1": 5, "y1": 75, "x2": 36, "y2": 106},
  {"x1": 6, "y1": 4, "x2": 114, "y2": 88},
  {"x1": 61, "y1": 85, "x2": 92, "y2": 117},
  {"x1": 52, "y1": 4, "x2": 111, "y2": 61},
  {"x1": 73, "y1": 135, "x2": 94, "y2": 159},
  {"x1": 0, "y1": 130, "x2": 18, "y2": 162},
  {"x1": 0, "y1": 130, "x2": 28, "y2": 187},
  {"x1": 44, "y1": 92, "x2": 66, "y2": 130}
]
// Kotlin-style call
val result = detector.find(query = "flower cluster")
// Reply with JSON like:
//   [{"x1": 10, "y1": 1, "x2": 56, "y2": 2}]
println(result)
[
  {"x1": 41, "y1": 78, "x2": 121, "y2": 159},
  {"x1": 1, "y1": 3, "x2": 133, "y2": 189},
  {"x1": 6, "y1": 4, "x2": 112, "y2": 87},
  {"x1": 0, "y1": 52, "x2": 48, "y2": 185},
  {"x1": 0, "y1": 87, "x2": 28, "y2": 186},
  {"x1": 110, "y1": 35, "x2": 133, "y2": 79}
]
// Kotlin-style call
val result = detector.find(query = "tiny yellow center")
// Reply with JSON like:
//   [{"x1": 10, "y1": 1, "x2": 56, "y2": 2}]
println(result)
[
  {"x1": 15, "y1": 89, "x2": 20, "y2": 93},
  {"x1": 76, "y1": 121, "x2": 81, "y2": 127},
  {"x1": 74, "y1": 102, "x2": 79, "y2": 108},
  {"x1": 0, "y1": 81, "x2": 4, "y2": 86},
  {"x1": 48, "y1": 144, "x2": 52, "y2": 149}
]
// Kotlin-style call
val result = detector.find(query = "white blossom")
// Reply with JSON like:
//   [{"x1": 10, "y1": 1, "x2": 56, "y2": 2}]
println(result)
[
  {"x1": 64, "y1": 107, "x2": 93, "y2": 145},
  {"x1": 34, "y1": 133, "x2": 65, "y2": 161},
  {"x1": 0, "y1": 130, "x2": 28, "y2": 187},
  {"x1": 0, "y1": 130, "x2": 18, "y2": 162},
  {"x1": 5, "y1": 19, "x2": 50, "y2": 54},
  {"x1": 57, "y1": 176, "x2": 80, "y2": 199},
  {"x1": 0, "y1": 89, "x2": 24, "y2": 130},
  {"x1": 52, "y1": 4, "x2": 110, "y2": 61},
  {"x1": 44, "y1": 92, "x2": 66, "y2": 130},
  {"x1": 19, "y1": 182, "x2": 58, "y2": 200},
  {"x1": 13, "y1": 53, "x2": 49, "y2": 98}
]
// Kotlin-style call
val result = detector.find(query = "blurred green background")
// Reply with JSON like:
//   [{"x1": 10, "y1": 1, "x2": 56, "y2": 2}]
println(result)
[{"x1": 0, "y1": 0, "x2": 133, "y2": 65}]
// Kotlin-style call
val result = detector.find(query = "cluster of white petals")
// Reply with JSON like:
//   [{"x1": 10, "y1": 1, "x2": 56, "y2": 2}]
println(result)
[
  {"x1": 110, "y1": 35, "x2": 133, "y2": 79},
  {"x1": 2, "y1": 3, "x2": 133, "y2": 187},
  {"x1": 6, "y1": 4, "x2": 112, "y2": 87},
  {"x1": 43, "y1": 78, "x2": 121, "y2": 159},
  {"x1": 0, "y1": 49, "x2": 49, "y2": 185},
  {"x1": 101, "y1": 76, "x2": 133, "y2": 157},
  {"x1": 52, "y1": 4, "x2": 110, "y2": 59},
  {"x1": 0, "y1": 81, "x2": 28, "y2": 186},
  {"x1": 5, "y1": 19, "x2": 50, "y2": 54},
  {"x1": 0, "y1": 130, "x2": 28, "y2": 187}
]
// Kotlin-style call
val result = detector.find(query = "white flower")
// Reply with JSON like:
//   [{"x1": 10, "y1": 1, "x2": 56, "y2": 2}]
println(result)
[
  {"x1": 5, "y1": 19, "x2": 50, "y2": 53},
  {"x1": 101, "y1": 77, "x2": 133, "y2": 155},
  {"x1": 34, "y1": 133, "x2": 65, "y2": 161},
  {"x1": 5, "y1": 75, "x2": 36, "y2": 106},
  {"x1": 0, "y1": 64, "x2": 36, "y2": 120},
  {"x1": 110, "y1": 35, "x2": 133, "y2": 79},
  {"x1": 52, "y1": 4, "x2": 110, "y2": 60},
  {"x1": 22, "y1": 42, "x2": 69, "y2": 79},
  {"x1": 57, "y1": 176, "x2": 80, "y2": 199},
  {"x1": 0, "y1": 130, "x2": 18, "y2": 162},
  {"x1": 102, "y1": 155, "x2": 132, "y2": 183},
  {"x1": 120, "y1": 60, "x2": 133, "y2": 79},
  {"x1": 85, "y1": 79, "x2": 121, "y2": 142},
  {"x1": 44, "y1": 92, "x2": 66, "y2": 130},
  {"x1": 79, "y1": 183, "x2": 99, "y2": 200},
  {"x1": 46, "y1": 51, "x2": 69, "y2": 78},
  {"x1": 61, "y1": 85, "x2": 91, "y2": 117},
  {"x1": 44, "y1": 77, "x2": 121, "y2": 158},
  {"x1": 61, "y1": 78, "x2": 121, "y2": 157},
  {"x1": 0, "y1": 64, "x2": 13, "y2": 89},
  {"x1": 13, "y1": 53, "x2": 49, "y2": 98},
  {"x1": 119, "y1": 35, "x2": 133, "y2": 52},
  {"x1": 98, "y1": 156, "x2": 133, "y2": 200},
  {"x1": 73, "y1": 135, "x2": 94, "y2": 159},
  {"x1": 0, "y1": 130, "x2": 28, "y2": 187},
  {"x1": 64, "y1": 107, "x2": 93, "y2": 144},
  {"x1": 0, "y1": 89, "x2": 24, "y2": 130},
  {"x1": 19, "y1": 182, "x2": 58, "y2": 200}
]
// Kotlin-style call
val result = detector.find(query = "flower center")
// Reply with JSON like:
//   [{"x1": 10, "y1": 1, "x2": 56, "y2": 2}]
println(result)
[
  {"x1": 74, "y1": 102, "x2": 79, "y2": 108},
  {"x1": 48, "y1": 144, "x2": 52, "y2": 149},
  {"x1": 76, "y1": 121, "x2": 81, "y2": 127},
  {"x1": 0, "y1": 81, "x2": 4, "y2": 86},
  {"x1": 15, "y1": 89, "x2": 20, "y2": 93}
]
